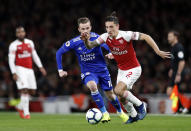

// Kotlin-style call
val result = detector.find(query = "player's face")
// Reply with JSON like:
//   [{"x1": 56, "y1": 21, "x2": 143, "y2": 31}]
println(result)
[
  {"x1": 78, "y1": 22, "x2": 92, "y2": 35},
  {"x1": 16, "y1": 27, "x2": 26, "y2": 41},
  {"x1": 168, "y1": 32, "x2": 176, "y2": 44},
  {"x1": 105, "y1": 21, "x2": 119, "y2": 38}
]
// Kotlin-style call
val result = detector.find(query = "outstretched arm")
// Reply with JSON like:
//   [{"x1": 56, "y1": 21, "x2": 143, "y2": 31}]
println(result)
[
  {"x1": 139, "y1": 33, "x2": 171, "y2": 59},
  {"x1": 81, "y1": 33, "x2": 101, "y2": 49}
]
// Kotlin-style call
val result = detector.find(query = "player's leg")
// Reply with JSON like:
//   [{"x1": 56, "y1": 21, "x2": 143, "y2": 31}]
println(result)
[
  {"x1": 25, "y1": 69, "x2": 38, "y2": 119},
  {"x1": 99, "y1": 72, "x2": 129, "y2": 123},
  {"x1": 20, "y1": 88, "x2": 30, "y2": 119},
  {"x1": 114, "y1": 66, "x2": 146, "y2": 121},
  {"x1": 83, "y1": 73, "x2": 110, "y2": 122},
  {"x1": 119, "y1": 97, "x2": 139, "y2": 123},
  {"x1": 15, "y1": 66, "x2": 30, "y2": 119}
]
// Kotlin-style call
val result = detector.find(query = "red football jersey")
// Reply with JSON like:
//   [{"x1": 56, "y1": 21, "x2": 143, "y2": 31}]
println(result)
[
  {"x1": 9, "y1": 39, "x2": 34, "y2": 69},
  {"x1": 97, "y1": 30, "x2": 140, "y2": 70}
]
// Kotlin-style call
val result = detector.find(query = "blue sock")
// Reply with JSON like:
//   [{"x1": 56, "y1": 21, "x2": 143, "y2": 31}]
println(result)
[
  {"x1": 110, "y1": 96, "x2": 122, "y2": 113},
  {"x1": 91, "y1": 90, "x2": 107, "y2": 113}
]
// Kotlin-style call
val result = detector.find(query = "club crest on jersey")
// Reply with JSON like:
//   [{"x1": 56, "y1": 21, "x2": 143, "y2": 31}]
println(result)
[
  {"x1": 78, "y1": 47, "x2": 82, "y2": 50},
  {"x1": 119, "y1": 39, "x2": 124, "y2": 44},
  {"x1": 65, "y1": 41, "x2": 70, "y2": 47}
]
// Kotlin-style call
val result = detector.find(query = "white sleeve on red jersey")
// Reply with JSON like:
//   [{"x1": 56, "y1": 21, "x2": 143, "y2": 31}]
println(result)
[
  {"x1": 96, "y1": 33, "x2": 108, "y2": 44},
  {"x1": 31, "y1": 41, "x2": 43, "y2": 68},
  {"x1": 123, "y1": 31, "x2": 140, "y2": 42},
  {"x1": 8, "y1": 42, "x2": 17, "y2": 74}
]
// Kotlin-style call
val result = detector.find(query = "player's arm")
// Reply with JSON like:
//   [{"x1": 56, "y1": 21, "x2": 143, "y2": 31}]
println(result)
[
  {"x1": 56, "y1": 40, "x2": 73, "y2": 77},
  {"x1": 8, "y1": 44, "x2": 18, "y2": 81},
  {"x1": 174, "y1": 47, "x2": 185, "y2": 83},
  {"x1": 138, "y1": 33, "x2": 171, "y2": 59},
  {"x1": 31, "y1": 42, "x2": 47, "y2": 76},
  {"x1": 101, "y1": 43, "x2": 114, "y2": 59},
  {"x1": 81, "y1": 33, "x2": 104, "y2": 49}
]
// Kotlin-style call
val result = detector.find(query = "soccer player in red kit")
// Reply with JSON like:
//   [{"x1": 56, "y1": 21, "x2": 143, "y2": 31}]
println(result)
[
  {"x1": 82, "y1": 12, "x2": 171, "y2": 123},
  {"x1": 8, "y1": 26, "x2": 47, "y2": 119}
]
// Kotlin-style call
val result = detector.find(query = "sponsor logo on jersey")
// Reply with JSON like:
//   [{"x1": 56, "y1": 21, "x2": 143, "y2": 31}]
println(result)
[
  {"x1": 65, "y1": 41, "x2": 70, "y2": 47},
  {"x1": 18, "y1": 50, "x2": 31, "y2": 58},
  {"x1": 80, "y1": 53, "x2": 96, "y2": 61},
  {"x1": 111, "y1": 50, "x2": 128, "y2": 55}
]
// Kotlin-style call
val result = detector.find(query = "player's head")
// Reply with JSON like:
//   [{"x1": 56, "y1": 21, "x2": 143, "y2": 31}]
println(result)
[
  {"x1": 78, "y1": 17, "x2": 92, "y2": 35},
  {"x1": 105, "y1": 11, "x2": 119, "y2": 38},
  {"x1": 16, "y1": 26, "x2": 26, "y2": 41},
  {"x1": 168, "y1": 30, "x2": 179, "y2": 45}
]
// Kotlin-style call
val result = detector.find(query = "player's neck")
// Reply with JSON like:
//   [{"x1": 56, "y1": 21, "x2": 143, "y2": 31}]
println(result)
[
  {"x1": 113, "y1": 31, "x2": 119, "y2": 39},
  {"x1": 171, "y1": 40, "x2": 178, "y2": 46},
  {"x1": 18, "y1": 38, "x2": 25, "y2": 42}
]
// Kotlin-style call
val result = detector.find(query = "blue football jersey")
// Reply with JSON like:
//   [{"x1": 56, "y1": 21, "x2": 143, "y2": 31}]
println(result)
[{"x1": 56, "y1": 32, "x2": 110, "y2": 74}]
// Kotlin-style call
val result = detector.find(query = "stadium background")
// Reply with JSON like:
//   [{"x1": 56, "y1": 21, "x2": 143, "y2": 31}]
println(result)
[{"x1": 0, "y1": 0, "x2": 191, "y2": 113}]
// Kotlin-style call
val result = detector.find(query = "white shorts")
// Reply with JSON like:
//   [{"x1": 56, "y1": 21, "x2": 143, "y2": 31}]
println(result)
[
  {"x1": 117, "y1": 66, "x2": 142, "y2": 90},
  {"x1": 15, "y1": 66, "x2": 37, "y2": 90}
]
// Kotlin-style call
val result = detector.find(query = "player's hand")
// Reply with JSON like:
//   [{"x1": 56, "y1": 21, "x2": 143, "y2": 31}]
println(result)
[
  {"x1": 166, "y1": 87, "x2": 173, "y2": 96},
  {"x1": 175, "y1": 74, "x2": 181, "y2": 83},
  {"x1": 105, "y1": 53, "x2": 114, "y2": 59},
  {"x1": 156, "y1": 50, "x2": 171, "y2": 59},
  {"x1": 58, "y1": 70, "x2": 68, "y2": 77},
  {"x1": 12, "y1": 73, "x2": 18, "y2": 81},
  {"x1": 80, "y1": 32, "x2": 90, "y2": 41},
  {"x1": 39, "y1": 67, "x2": 47, "y2": 76},
  {"x1": 168, "y1": 69, "x2": 173, "y2": 78}
]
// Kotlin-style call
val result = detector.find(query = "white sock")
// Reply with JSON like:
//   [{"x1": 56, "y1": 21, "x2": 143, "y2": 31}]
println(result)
[
  {"x1": 123, "y1": 90, "x2": 142, "y2": 106},
  {"x1": 123, "y1": 102, "x2": 137, "y2": 117},
  {"x1": 21, "y1": 94, "x2": 30, "y2": 116},
  {"x1": 17, "y1": 101, "x2": 23, "y2": 110}
]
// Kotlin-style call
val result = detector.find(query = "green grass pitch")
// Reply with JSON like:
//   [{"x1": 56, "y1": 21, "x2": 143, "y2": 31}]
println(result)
[{"x1": 0, "y1": 112, "x2": 190, "y2": 131}]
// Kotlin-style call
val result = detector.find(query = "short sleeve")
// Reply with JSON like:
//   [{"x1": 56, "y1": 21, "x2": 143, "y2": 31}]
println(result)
[
  {"x1": 96, "y1": 33, "x2": 108, "y2": 44},
  {"x1": 123, "y1": 31, "x2": 140, "y2": 42},
  {"x1": 176, "y1": 46, "x2": 184, "y2": 61}
]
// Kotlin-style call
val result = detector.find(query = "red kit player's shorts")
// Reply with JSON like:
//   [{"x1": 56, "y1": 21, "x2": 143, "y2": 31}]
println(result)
[
  {"x1": 15, "y1": 66, "x2": 37, "y2": 90},
  {"x1": 117, "y1": 66, "x2": 141, "y2": 90}
]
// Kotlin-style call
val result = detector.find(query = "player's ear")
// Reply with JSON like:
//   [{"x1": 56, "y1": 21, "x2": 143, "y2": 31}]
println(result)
[
  {"x1": 78, "y1": 27, "x2": 81, "y2": 33},
  {"x1": 116, "y1": 24, "x2": 119, "y2": 29}
]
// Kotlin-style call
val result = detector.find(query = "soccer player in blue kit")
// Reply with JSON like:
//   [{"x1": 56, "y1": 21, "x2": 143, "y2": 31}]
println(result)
[{"x1": 56, "y1": 17, "x2": 129, "y2": 123}]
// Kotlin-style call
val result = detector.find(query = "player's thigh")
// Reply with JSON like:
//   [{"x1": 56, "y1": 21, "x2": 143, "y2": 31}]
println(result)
[
  {"x1": 83, "y1": 73, "x2": 98, "y2": 91},
  {"x1": 117, "y1": 66, "x2": 142, "y2": 90},
  {"x1": 27, "y1": 70, "x2": 37, "y2": 90},
  {"x1": 15, "y1": 66, "x2": 29, "y2": 89},
  {"x1": 99, "y1": 72, "x2": 113, "y2": 91}
]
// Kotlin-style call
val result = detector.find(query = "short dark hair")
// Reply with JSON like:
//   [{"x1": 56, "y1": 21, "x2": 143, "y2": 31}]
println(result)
[
  {"x1": 169, "y1": 30, "x2": 180, "y2": 39},
  {"x1": 77, "y1": 17, "x2": 90, "y2": 26},
  {"x1": 16, "y1": 26, "x2": 25, "y2": 32},
  {"x1": 105, "y1": 11, "x2": 119, "y2": 24}
]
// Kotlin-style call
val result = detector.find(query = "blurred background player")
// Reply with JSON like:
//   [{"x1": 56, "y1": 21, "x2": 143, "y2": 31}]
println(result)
[
  {"x1": 166, "y1": 30, "x2": 190, "y2": 113},
  {"x1": 82, "y1": 12, "x2": 171, "y2": 123},
  {"x1": 56, "y1": 17, "x2": 129, "y2": 123},
  {"x1": 8, "y1": 26, "x2": 47, "y2": 119}
]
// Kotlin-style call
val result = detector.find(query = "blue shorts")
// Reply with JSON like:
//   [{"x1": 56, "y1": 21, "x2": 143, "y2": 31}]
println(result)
[{"x1": 81, "y1": 71, "x2": 113, "y2": 91}]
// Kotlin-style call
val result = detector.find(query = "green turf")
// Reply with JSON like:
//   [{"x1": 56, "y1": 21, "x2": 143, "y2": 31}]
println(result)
[{"x1": 0, "y1": 112, "x2": 190, "y2": 131}]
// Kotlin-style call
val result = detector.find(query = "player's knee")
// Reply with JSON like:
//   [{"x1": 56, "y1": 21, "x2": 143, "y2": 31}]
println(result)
[
  {"x1": 21, "y1": 88, "x2": 29, "y2": 94},
  {"x1": 114, "y1": 86, "x2": 124, "y2": 97},
  {"x1": 29, "y1": 90, "x2": 36, "y2": 96},
  {"x1": 114, "y1": 87, "x2": 123, "y2": 96},
  {"x1": 87, "y1": 81, "x2": 98, "y2": 92}
]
